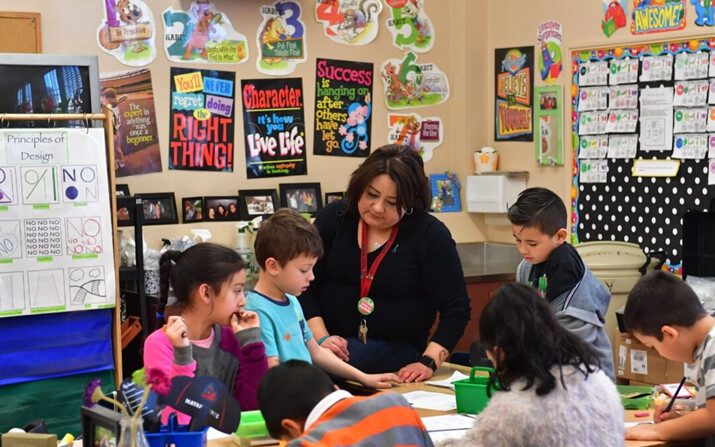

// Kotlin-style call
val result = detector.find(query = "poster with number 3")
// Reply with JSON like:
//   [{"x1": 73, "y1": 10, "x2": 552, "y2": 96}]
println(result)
[
  {"x1": 0, "y1": 129, "x2": 116, "y2": 318},
  {"x1": 257, "y1": 1, "x2": 308, "y2": 76}
]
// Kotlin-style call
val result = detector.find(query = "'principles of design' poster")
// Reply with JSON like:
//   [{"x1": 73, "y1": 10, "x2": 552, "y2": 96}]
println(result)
[{"x1": 0, "y1": 128, "x2": 116, "y2": 318}]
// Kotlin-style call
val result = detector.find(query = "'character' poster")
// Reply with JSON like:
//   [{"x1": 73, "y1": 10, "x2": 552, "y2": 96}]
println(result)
[
  {"x1": 495, "y1": 46, "x2": 533, "y2": 141},
  {"x1": 241, "y1": 78, "x2": 307, "y2": 178},
  {"x1": 100, "y1": 69, "x2": 161, "y2": 177},
  {"x1": 314, "y1": 58, "x2": 373, "y2": 157},
  {"x1": 169, "y1": 67, "x2": 235, "y2": 172}
]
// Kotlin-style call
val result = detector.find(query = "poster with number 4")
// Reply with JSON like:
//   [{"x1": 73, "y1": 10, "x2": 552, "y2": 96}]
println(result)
[{"x1": 0, "y1": 129, "x2": 116, "y2": 318}]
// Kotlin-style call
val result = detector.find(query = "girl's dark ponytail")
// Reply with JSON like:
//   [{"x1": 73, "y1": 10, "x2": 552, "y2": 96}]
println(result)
[{"x1": 157, "y1": 250, "x2": 181, "y2": 325}]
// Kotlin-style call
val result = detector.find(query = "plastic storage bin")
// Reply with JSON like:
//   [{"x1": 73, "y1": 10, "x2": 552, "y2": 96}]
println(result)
[
  {"x1": 235, "y1": 410, "x2": 269, "y2": 438},
  {"x1": 453, "y1": 366, "x2": 494, "y2": 414},
  {"x1": 146, "y1": 425, "x2": 209, "y2": 447},
  {"x1": 617, "y1": 385, "x2": 653, "y2": 410}
]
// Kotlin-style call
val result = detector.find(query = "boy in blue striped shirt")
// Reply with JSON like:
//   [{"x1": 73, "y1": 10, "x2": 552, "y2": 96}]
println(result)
[{"x1": 624, "y1": 270, "x2": 715, "y2": 444}]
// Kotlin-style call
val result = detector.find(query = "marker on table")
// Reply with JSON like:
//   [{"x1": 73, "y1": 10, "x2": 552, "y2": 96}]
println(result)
[{"x1": 664, "y1": 376, "x2": 687, "y2": 414}]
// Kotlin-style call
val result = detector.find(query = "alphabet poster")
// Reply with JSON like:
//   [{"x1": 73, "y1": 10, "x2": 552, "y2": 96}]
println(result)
[
  {"x1": 495, "y1": 46, "x2": 534, "y2": 141},
  {"x1": 0, "y1": 128, "x2": 116, "y2": 318},
  {"x1": 169, "y1": 67, "x2": 236, "y2": 172},
  {"x1": 314, "y1": 58, "x2": 373, "y2": 157},
  {"x1": 241, "y1": 78, "x2": 307, "y2": 178}
]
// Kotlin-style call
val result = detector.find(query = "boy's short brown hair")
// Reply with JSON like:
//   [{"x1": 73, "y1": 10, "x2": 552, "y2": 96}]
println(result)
[
  {"x1": 254, "y1": 208, "x2": 323, "y2": 268},
  {"x1": 624, "y1": 270, "x2": 707, "y2": 340},
  {"x1": 507, "y1": 187, "x2": 566, "y2": 236}
]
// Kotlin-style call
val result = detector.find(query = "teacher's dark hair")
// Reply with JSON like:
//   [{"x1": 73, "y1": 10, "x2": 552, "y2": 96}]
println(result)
[
  {"x1": 480, "y1": 283, "x2": 599, "y2": 396},
  {"x1": 344, "y1": 144, "x2": 430, "y2": 223}
]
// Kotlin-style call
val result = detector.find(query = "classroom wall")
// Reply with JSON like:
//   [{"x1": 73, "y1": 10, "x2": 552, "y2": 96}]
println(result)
[
  {"x1": 0, "y1": 0, "x2": 492, "y2": 248},
  {"x1": 484, "y1": 0, "x2": 714, "y2": 243}
]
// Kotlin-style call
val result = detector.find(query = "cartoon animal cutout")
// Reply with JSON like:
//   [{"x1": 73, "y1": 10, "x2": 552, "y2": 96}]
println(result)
[
  {"x1": 691, "y1": 0, "x2": 715, "y2": 26},
  {"x1": 401, "y1": 0, "x2": 429, "y2": 44},
  {"x1": 601, "y1": 0, "x2": 626, "y2": 36},
  {"x1": 99, "y1": 0, "x2": 144, "y2": 51},
  {"x1": 337, "y1": 0, "x2": 381, "y2": 42},
  {"x1": 261, "y1": 17, "x2": 290, "y2": 64},
  {"x1": 184, "y1": 1, "x2": 217, "y2": 59},
  {"x1": 339, "y1": 93, "x2": 371, "y2": 153}
]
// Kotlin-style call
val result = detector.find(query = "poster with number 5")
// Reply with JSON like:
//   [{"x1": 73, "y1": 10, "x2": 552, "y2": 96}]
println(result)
[
  {"x1": 384, "y1": 0, "x2": 433, "y2": 53},
  {"x1": 0, "y1": 129, "x2": 116, "y2": 318},
  {"x1": 257, "y1": 1, "x2": 308, "y2": 76}
]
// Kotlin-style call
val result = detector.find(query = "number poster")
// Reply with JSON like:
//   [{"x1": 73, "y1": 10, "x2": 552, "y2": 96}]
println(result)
[{"x1": 0, "y1": 128, "x2": 116, "y2": 318}]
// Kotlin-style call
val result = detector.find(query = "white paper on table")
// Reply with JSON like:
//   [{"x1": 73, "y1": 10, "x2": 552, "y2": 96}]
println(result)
[
  {"x1": 625, "y1": 421, "x2": 654, "y2": 428},
  {"x1": 426, "y1": 371, "x2": 469, "y2": 391},
  {"x1": 207, "y1": 427, "x2": 230, "y2": 440},
  {"x1": 428, "y1": 429, "x2": 470, "y2": 443},
  {"x1": 422, "y1": 414, "x2": 476, "y2": 432},
  {"x1": 402, "y1": 391, "x2": 457, "y2": 411},
  {"x1": 639, "y1": 86, "x2": 674, "y2": 151}
]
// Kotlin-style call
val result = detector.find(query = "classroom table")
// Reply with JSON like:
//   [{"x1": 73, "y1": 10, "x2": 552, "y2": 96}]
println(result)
[{"x1": 208, "y1": 363, "x2": 702, "y2": 447}]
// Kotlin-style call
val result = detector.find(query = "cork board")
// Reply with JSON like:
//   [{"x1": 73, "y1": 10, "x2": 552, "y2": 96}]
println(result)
[{"x1": 0, "y1": 12, "x2": 41, "y2": 53}]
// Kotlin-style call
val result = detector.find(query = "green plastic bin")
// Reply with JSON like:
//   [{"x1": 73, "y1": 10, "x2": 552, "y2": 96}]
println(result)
[
  {"x1": 617, "y1": 385, "x2": 653, "y2": 410},
  {"x1": 453, "y1": 366, "x2": 494, "y2": 414}
]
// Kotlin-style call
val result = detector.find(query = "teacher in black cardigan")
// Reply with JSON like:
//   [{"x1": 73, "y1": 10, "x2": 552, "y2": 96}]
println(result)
[{"x1": 299, "y1": 144, "x2": 471, "y2": 382}]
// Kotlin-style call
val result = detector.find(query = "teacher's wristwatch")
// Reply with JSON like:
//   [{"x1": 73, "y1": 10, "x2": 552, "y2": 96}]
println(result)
[{"x1": 418, "y1": 355, "x2": 437, "y2": 372}]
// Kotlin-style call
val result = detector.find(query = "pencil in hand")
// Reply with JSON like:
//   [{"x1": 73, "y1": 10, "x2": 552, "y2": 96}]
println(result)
[{"x1": 664, "y1": 376, "x2": 687, "y2": 414}]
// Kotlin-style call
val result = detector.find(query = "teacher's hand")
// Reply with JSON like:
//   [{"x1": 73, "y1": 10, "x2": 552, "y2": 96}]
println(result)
[
  {"x1": 321, "y1": 335, "x2": 350, "y2": 361},
  {"x1": 398, "y1": 361, "x2": 434, "y2": 383}
]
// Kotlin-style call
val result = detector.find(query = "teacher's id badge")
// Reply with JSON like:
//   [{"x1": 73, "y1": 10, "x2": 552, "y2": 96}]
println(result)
[{"x1": 357, "y1": 297, "x2": 374, "y2": 315}]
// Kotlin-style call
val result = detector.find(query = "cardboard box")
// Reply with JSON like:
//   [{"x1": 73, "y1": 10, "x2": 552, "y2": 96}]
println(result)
[
  {"x1": 1, "y1": 433, "x2": 56, "y2": 447},
  {"x1": 613, "y1": 329, "x2": 690, "y2": 385}
]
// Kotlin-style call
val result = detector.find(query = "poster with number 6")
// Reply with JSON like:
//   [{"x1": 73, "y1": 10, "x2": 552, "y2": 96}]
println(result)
[
  {"x1": 257, "y1": 1, "x2": 308, "y2": 76},
  {"x1": 0, "y1": 129, "x2": 116, "y2": 318}
]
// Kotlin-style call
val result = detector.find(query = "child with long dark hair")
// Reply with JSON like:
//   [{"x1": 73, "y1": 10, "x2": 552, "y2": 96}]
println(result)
[
  {"x1": 437, "y1": 283, "x2": 623, "y2": 447},
  {"x1": 143, "y1": 242, "x2": 268, "y2": 424}
]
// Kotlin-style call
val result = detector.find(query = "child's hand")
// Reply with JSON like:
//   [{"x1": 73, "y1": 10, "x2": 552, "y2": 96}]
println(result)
[
  {"x1": 231, "y1": 309, "x2": 260, "y2": 333},
  {"x1": 654, "y1": 403, "x2": 690, "y2": 422},
  {"x1": 361, "y1": 373, "x2": 402, "y2": 389},
  {"x1": 164, "y1": 315, "x2": 189, "y2": 348},
  {"x1": 625, "y1": 423, "x2": 659, "y2": 440}
]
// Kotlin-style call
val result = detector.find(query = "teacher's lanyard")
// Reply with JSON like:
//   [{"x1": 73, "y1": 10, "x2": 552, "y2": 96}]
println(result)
[{"x1": 358, "y1": 220, "x2": 399, "y2": 344}]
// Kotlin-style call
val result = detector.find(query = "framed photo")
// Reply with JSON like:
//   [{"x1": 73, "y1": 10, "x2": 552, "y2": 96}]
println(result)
[
  {"x1": 116, "y1": 196, "x2": 136, "y2": 227},
  {"x1": 238, "y1": 189, "x2": 278, "y2": 220},
  {"x1": 81, "y1": 405, "x2": 122, "y2": 447},
  {"x1": 182, "y1": 196, "x2": 204, "y2": 223},
  {"x1": 279, "y1": 182, "x2": 323, "y2": 217},
  {"x1": 534, "y1": 86, "x2": 563, "y2": 166},
  {"x1": 137, "y1": 193, "x2": 178, "y2": 225},
  {"x1": 429, "y1": 173, "x2": 461, "y2": 212},
  {"x1": 115, "y1": 184, "x2": 130, "y2": 197},
  {"x1": 204, "y1": 196, "x2": 240, "y2": 221},
  {"x1": 324, "y1": 191, "x2": 344, "y2": 204}
]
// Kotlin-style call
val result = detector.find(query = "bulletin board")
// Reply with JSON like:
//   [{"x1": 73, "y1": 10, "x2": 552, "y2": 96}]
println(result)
[{"x1": 571, "y1": 37, "x2": 715, "y2": 273}]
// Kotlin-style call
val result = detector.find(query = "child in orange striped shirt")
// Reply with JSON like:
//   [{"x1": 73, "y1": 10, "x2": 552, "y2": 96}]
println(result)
[{"x1": 258, "y1": 360, "x2": 434, "y2": 447}]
